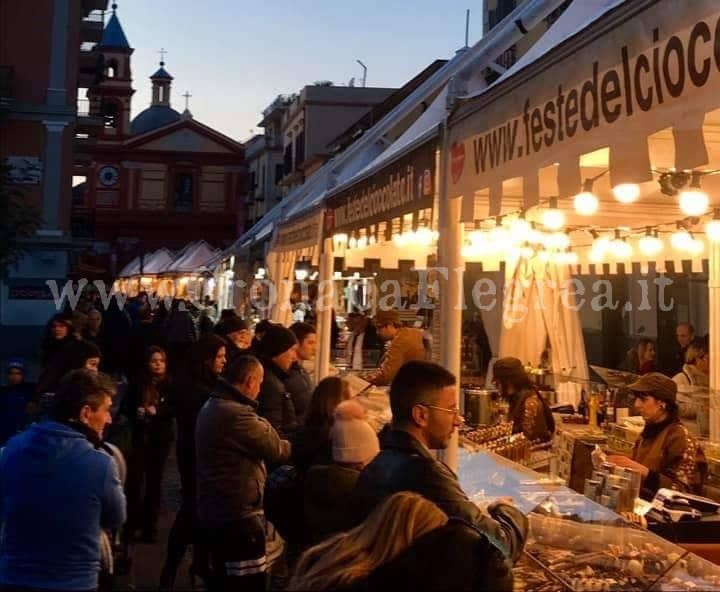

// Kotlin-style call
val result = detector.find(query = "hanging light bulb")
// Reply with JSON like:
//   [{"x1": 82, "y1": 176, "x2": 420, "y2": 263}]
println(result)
[
  {"x1": 357, "y1": 235, "x2": 368, "y2": 249},
  {"x1": 468, "y1": 224, "x2": 486, "y2": 247},
  {"x1": 490, "y1": 218, "x2": 510, "y2": 253},
  {"x1": 638, "y1": 228, "x2": 663, "y2": 257},
  {"x1": 542, "y1": 197, "x2": 566, "y2": 230},
  {"x1": 590, "y1": 235, "x2": 611, "y2": 262},
  {"x1": 613, "y1": 183, "x2": 641, "y2": 204},
  {"x1": 528, "y1": 224, "x2": 544, "y2": 245},
  {"x1": 688, "y1": 237, "x2": 705, "y2": 255},
  {"x1": 671, "y1": 227, "x2": 694, "y2": 251},
  {"x1": 706, "y1": 210, "x2": 720, "y2": 242},
  {"x1": 509, "y1": 214, "x2": 531, "y2": 243},
  {"x1": 415, "y1": 227, "x2": 434, "y2": 247},
  {"x1": 609, "y1": 231, "x2": 632, "y2": 259},
  {"x1": 543, "y1": 232, "x2": 570, "y2": 250},
  {"x1": 574, "y1": 179, "x2": 599, "y2": 216},
  {"x1": 519, "y1": 245, "x2": 535, "y2": 259},
  {"x1": 348, "y1": 233, "x2": 358, "y2": 249},
  {"x1": 679, "y1": 172, "x2": 709, "y2": 216}
]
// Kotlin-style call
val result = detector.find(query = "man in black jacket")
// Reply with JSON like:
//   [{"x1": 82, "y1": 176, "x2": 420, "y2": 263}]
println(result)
[
  {"x1": 256, "y1": 324, "x2": 300, "y2": 439},
  {"x1": 353, "y1": 360, "x2": 528, "y2": 563},
  {"x1": 196, "y1": 355, "x2": 291, "y2": 591}
]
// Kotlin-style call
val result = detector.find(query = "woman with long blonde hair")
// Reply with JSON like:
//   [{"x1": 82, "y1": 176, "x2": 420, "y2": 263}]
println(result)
[{"x1": 289, "y1": 492, "x2": 447, "y2": 590}]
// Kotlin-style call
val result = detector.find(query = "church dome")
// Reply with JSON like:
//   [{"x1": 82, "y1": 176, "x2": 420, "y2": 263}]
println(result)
[{"x1": 131, "y1": 104, "x2": 181, "y2": 135}]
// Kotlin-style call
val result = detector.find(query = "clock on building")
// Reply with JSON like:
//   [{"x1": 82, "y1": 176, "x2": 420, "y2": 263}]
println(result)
[{"x1": 98, "y1": 165, "x2": 120, "y2": 187}]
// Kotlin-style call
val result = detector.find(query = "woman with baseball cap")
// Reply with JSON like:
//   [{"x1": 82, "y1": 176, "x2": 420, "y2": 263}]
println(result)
[{"x1": 607, "y1": 373, "x2": 707, "y2": 500}]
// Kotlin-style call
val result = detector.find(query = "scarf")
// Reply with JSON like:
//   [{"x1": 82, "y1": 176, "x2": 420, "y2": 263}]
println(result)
[{"x1": 640, "y1": 411, "x2": 679, "y2": 440}]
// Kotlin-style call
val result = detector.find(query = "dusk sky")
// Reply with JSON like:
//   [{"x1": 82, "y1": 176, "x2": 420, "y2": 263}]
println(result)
[{"x1": 113, "y1": 0, "x2": 487, "y2": 142}]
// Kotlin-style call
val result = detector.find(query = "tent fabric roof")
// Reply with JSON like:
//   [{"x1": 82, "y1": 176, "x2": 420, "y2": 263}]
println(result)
[
  {"x1": 165, "y1": 241, "x2": 220, "y2": 274},
  {"x1": 117, "y1": 256, "x2": 140, "y2": 278},
  {"x1": 142, "y1": 248, "x2": 176, "y2": 275}
]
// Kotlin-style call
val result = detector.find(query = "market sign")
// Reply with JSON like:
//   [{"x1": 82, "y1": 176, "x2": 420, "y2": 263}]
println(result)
[
  {"x1": 447, "y1": 0, "x2": 720, "y2": 219},
  {"x1": 272, "y1": 209, "x2": 324, "y2": 252},
  {"x1": 325, "y1": 140, "x2": 436, "y2": 235}
]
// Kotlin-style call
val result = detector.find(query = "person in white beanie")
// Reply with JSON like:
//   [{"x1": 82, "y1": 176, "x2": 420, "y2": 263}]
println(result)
[{"x1": 302, "y1": 400, "x2": 379, "y2": 546}]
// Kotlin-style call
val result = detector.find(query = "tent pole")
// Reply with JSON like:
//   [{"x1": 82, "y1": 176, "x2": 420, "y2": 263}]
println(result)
[
  {"x1": 438, "y1": 121, "x2": 464, "y2": 472},
  {"x1": 316, "y1": 238, "x2": 335, "y2": 381},
  {"x1": 709, "y1": 242, "x2": 720, "y2": 441}
]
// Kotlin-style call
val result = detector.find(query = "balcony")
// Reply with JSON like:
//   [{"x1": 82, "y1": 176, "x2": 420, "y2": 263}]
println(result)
[
  {"x1": 80, "y1": 11, "x2": 104, "y2": 44},
  {"x1": 0, "y1": 66, "x2": 13, "y2": 110}
]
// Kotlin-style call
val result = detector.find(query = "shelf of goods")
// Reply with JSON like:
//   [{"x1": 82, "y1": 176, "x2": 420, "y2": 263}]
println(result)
[{"x1": 457, "y1": 450, "x2": 720, "y2": 592}]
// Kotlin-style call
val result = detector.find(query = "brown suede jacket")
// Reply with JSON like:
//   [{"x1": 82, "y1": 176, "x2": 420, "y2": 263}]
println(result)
[{"x1": 366, "y1": 327, "x2": 426, "y2": 386}]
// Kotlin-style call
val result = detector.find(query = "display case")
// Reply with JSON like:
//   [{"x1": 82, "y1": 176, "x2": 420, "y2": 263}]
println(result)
[{"x1": 457, "y1": 450, "x2": 720, "y2": 592}]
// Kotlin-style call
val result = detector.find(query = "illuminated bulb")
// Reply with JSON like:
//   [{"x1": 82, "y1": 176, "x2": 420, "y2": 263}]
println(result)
[
  {"x1": 528, "y1": 228, "x2": 544, "y2": 245},
  {"x1": 544, "y1": 232, "x2": 570, "y2": 250},
  {"x1": 469, "y1": 229, "x2": 487, "y2": 246},
  {"x1": 542, "y1": 207, "x2": 566, "y2": 230},
  {"x1": 357, "y1": 235, "x2": 368, "y2": 249},
  {"x1": 348, "y1": 236, "x2": 358, "y2": 249},
  {"x1": 415, "y1": 227, "x2": 434, "y2": 247},
  {"x1": 537, "y1": 250, "x2": 551, "y2": 263},
  {"x1": 368, "y1": 234, "x2": 377, "y2": 246},
  {"x1": 679, "y1": 189, "x2": 709, "y2": 216},
  {"x1": 609, "y1": 238, "x2": 632, "y2": 259},
  {"x1": 589, "y1": 249, "x2": 605, "y2": 264},
  {"x1": 561, "y1": 251, "x2": 579, "y2": 265},
  {"x1": 461, "y1": 245, "x2": 475, "y2": 258},
  {"x1": 392, "y1": 233, "x2": 405, "y2": 247},
  {"x1": 639, "y1": 234, "x2": 663, "y2": 257},
  {"x1": 519, "y1": 246, "x2": 534, "y2": 259},
  {"x1": 490, "y1": 225, "x2": 510, "y2": 251},
  {"x1": 705, "y1": 219, "x2": 720, "y2": 242},
  {"x1": 333, "y1": 233, "x2": 348, "y2": 249},
  {"x1": 612, "y1": 183, "x2": 640, "y2": 204},
  {"x1": 671, "y1": 229, "x2": 693, "y2": 251},
  {"x1": 688, "y1": 238, "x2": 704, "y2": 255},
  {"x1": 574, "y1": 191, "x2": 599, "y2": 216},
  {"x1": 590, "y1": 236, "x2": 611, "y2": 262},
  {"x1": 509, "y1": 217, "x2": 531, "y2": 243},
  {"x1": 431, "y1": 230, "x2": 440, "y2": 241}
]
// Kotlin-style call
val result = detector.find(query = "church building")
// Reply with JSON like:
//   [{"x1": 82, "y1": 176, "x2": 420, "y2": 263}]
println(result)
[{"x1": 73, "y1": 4, "x2": 246, "y2": 278}]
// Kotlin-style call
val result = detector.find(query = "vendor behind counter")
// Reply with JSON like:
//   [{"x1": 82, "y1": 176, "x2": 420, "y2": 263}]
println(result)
[
  {"x1": 607, "y1": 373, "x2": 707, "y2": 500},
  {"x1": 491, "y1": 357, "x2": 555, "y2": 445}
]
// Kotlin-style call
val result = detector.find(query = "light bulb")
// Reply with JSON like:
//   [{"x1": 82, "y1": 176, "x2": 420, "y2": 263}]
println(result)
[
  {"x1": 639, "y1": 234, "x2": 663, "y2": 256},
  {"x1": 688, "y1": 238, "x2": 704, "y2": 255},
  {"x1": 705, "y1": 219, "x2": 720, "y2": 242},
  {"x1": 469, "y1": 229, "x2": 487, "y2": 247},
  {"x1": 610, "y1": 238, "x2": 632, "y2": 259},
  {"x1": 613, "y1": 183, "x2": 640, "y2": 204},
  {"x1": 357, "y1": 235, "x2": 368, "y2": 249},
  {"x1": 537, "y1": 250, "x2": 551, "y2": 263},
  {"x1": 679, "y1": 189, "x2": 709, "y2": 216},
  {"x1": 348, "y1": 236, "x2": 358, "y2": 249},
  {"x1": 368, "y1": 234, "x2": 377, "y2": 246},
  {"x1": 519, "y1": 246, "x2": 535, "y2": 259},
  {"x1": 671, "y1": 229, "x2": 693, "y2": 251},
  {"x1": 392, "y1": 233, "x2": 405, "y2": 247},
  {"x1": 562, "y1": 251, "x2": 579, "y2": 265},
  {"x1": 333, "y1": 233, "x2": 348, "y2": 248},
  {"x1": 509, "y1": 217, "x2": 531, "y2": 242},
  {"x1": 544, "y1": 232, "x2": 570, "y2": 250},
  {"x1": 528, "y1": 228, "x2": 544, "y2": 244},
  {"x1": 415, "y1": 227, "x2": 433, "y2": 246},
  {"x1": 542, "y1": 208, "x2": 565, "y2": 230},
  {"x1": 574, "y1": 191, "x2": 599, "y2": 216},
  {"x1": 490, "y1": 225, "x2": 510, "y2": 252},
  {"x1": 461, "y1": 245, "x2": 475, "y2": 258},
  {"x1": 431, "y1": 230, "x2": 440, "y2": 241}
]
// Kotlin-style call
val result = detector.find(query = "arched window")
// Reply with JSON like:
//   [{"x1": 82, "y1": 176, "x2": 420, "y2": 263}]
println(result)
[
  {"x1": 106, "y1": 58, "x2": 119, "y2": 79},
  {"x1": 101, "y1": 100, "x2": 119, "y2": 128}
]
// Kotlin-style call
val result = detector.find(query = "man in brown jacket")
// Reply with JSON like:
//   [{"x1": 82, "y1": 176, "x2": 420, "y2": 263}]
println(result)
[
  {"x1": 492, "y1": 357, "x2": 555, "y2": 444},
  {"x1": 365, "y1": 309, "x2": 426, "y2": 386}
]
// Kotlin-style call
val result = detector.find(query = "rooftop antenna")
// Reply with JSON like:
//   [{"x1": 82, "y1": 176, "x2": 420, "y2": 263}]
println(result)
[
  {"x1": 356, "y1": 60, "x2": 367, "y2": 87},
  {"x1": 465, "y1": 9, "x2": 470, "y2": 48}
]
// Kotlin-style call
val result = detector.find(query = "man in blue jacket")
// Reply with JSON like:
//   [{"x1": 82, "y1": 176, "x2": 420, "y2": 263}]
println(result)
[{"x1": 0, "y1": 369, "x2": 126, "y2": 591}]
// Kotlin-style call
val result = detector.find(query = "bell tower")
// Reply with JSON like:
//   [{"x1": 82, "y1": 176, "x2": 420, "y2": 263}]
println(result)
[{"x1": 87, "y1": 2, "x2": 135, "y2": 138}]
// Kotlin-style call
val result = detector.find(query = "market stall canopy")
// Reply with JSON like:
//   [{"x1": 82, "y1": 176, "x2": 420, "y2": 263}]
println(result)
[
  {"x1": 164, "y1": 240, "x2": 220, "y2": 274},
  {"x1": 140, "y1": 248, "x2": 176, "y2": 275},
  {"x1": 117, "y1": 256, "x2": 140, "y2": 278},
  {"x1": 447, "y1": 0, "x2": 720, "y2": 272}
]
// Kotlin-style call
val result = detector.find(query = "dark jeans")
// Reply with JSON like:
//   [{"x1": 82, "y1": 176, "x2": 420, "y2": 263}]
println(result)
[
  {"x1": 125, "y1": 438, "x2": 172, "y2": 534},
  {"x1": 203, "y1": 515, "x2": 267, "y2": 592}
]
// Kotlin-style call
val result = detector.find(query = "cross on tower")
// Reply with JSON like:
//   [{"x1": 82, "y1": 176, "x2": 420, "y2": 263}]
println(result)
[
  {"x1": 183, "y1": 91, "x2": 192, "y2": 110},
  {"x1": 158, "y1": 48, "x2": 168, "y2": 65}
]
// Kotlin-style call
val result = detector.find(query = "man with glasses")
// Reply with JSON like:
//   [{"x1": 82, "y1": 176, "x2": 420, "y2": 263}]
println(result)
[{"x1": 353, "y1": 360, "x2": 527, "y2": 563}]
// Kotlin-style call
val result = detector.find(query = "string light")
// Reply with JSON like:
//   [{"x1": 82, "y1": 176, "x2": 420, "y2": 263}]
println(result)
[
  {"x1": 543, "y1": 232, "x2": 570, "y2": 250},
  {"x1": 679, "y1": 172, "x2": 709, "y2": 216},
  {"x1": 609, "y1": 231, "x2": 632, "y2": 259},
  {"x1": 638, "y1": 228, "x2": 663, "y2": 257},
  {"x1": 670, "y1": 227, "x2": 694, "y2": 251},
  {"x1": 542, "y1": 197, "x2": 566, "y2": 230},
  {"x1": 509, "y1": 214, "x2": 531, "y2": 243},
  {"x1": 574, "y1": 179, "x2": 599, "y2": 216},
  {"x1": 706, "y1": 210, "x2": 720, "y2": 242},
  {"x1": 613, "y1": 183, "x2": 641, "y2": 204},
  {"x1": 415, "y1": 227, "x2": 434, "y2": 246}
]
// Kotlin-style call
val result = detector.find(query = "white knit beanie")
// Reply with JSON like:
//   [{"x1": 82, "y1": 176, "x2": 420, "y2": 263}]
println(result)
[{"x1": 331, "y1": 401, "x2": 380, "y2": 464}]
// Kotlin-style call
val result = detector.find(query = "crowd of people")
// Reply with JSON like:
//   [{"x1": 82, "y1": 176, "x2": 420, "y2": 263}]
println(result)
[{"x1": 0, "y1": 294, "x2": 528, "y2": 592}]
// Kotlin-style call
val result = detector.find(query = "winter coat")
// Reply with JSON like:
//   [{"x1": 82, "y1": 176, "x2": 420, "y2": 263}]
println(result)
[
  {"x1": 121, "y1": 378, "x2": 176, "y2": 448},
  {"x1": 303, "y1": 464, "x2": 361, "y2": 545},
  {"x1": 285, "y1": 362, "x2": 314, "y2": 423},
  {"x1": 292, "y1": 427, "x2": 332, "y2": 473},
  {"x1": 340, "y1": 518, "x2": 513, "y2": 592},
  {"x1": 631, "y1": 414, "x2": 707, "y2": 499},
  {"x1": 352, "y1": 429, "x2": 527, "y2": 562},
  {"x1": 508, "y1": 388, "x2": 555, "y2": 444},
  {"x1": 0, "y1": 383, "x2": 34, "y2": 446},
  {"x1": 258, "y1": 360, "x2": 299, "y2": 439},
  {"x1": 366, "y1": 327, "x2": 426, "y2": 386},
  {"x1": 0, "y1": 421, "x2": 126, "y2": 591},
  {"x1": 195, "y1": 377, "x2": 291, "y2": 524}
]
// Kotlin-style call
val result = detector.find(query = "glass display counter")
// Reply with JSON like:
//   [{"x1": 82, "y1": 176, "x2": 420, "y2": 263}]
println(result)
[{"x1": 457, "y1": 449, "x2": 720, "y2": 591}]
